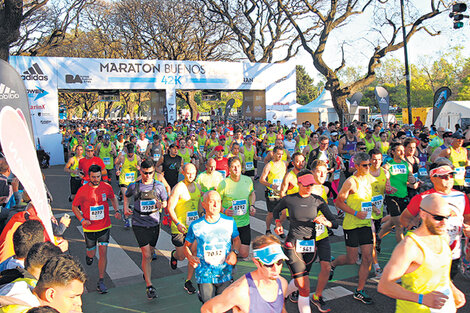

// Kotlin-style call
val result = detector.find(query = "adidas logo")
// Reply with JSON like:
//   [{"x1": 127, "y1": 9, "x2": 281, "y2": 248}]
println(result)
[
  {"x1": 0, "y1": 83, "x2": 20, "y2": 100},
  {"x1": 21, "y1": 63, "x2": 48, "y2": 81}
]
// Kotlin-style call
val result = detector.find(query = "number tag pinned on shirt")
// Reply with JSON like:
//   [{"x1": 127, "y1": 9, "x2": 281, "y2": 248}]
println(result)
[
  {"x1": 153, "y1": 153, "x2": 160, "y2": 161},
  {"x1": 204, "y1": 245, "x2": 226, "y2": 265},
  {"x1": 246, "y1": 162, "x2": 254, "y2": 170},
  {"x1": 296, "y1": 239, "x2": 315, "y2": 253},
  {"x1": 315, "y1": 224, "x2": 325, "y2": 236},
  {"x1": 103, "y1": 157, "x2": 111, "y2": 166},
  {"x1": 232, "y1": 199, "x2": 247, "y2": 216},
  {"x1": 90, "y1": 205, "x2": 105, "y2": 221},
  {"x1": 140, "y1": 199, "x2": 156, "y2": 213},
  {"x1": 186, "y1": 210, "x2": 198, "y2": 225},
  {"x1": 419, "y1": 167, "x2": 428, "y2": 177},
  {"x1": 391, "y1": 164, "x2": 406, "y2": 175},
  {"x1": 125, "y1": 172, "x2": 135, "y2": 183},
  {"x1": 455, "y1": 167, "x2": 465, "y2": 180},
  {"x1": 361, "y1": 201, "x2": 373, "y2": 219},
  {"x1": 371, "y1": 195, "x2": 383, "y2": 211}
]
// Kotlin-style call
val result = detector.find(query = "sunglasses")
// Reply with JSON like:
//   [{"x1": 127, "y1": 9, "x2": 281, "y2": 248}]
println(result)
[
  {"x1": 142, "y1": 171, "x2": 154, "y2": 175},
  {"x1": 360, "y1": 163, "x2": 371, "y2": 168},
  {"x1": 420, "y1": 207, "x2": 450, "y2": 221},
  {"x1": 258, "y1": 259, "x2": 284, "y2": 268},
  {"x1": 433, "y1": 173, "x2": 455, "y2": 180}
]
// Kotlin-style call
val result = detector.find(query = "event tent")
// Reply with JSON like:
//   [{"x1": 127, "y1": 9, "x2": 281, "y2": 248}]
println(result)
[{"x1": 425, "y1": 101, "x2": 470, "y2": 131}]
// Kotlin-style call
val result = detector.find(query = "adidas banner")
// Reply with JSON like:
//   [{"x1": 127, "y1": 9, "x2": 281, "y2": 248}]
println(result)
[
  {"x1": 0, "y1": 59, "x2": 33, "y2": 139},
  {"x1": 375, "y1": 86, "x2": 390, "y2": 125},
  {"x1": 432, "y1": 87, "x2": 452, "y2": 125}
]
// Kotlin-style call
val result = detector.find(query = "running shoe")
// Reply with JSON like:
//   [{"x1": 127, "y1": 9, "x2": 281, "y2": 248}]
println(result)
[
  {"x1": 152, "y1": 252, "x2": 158, "y2": 261},
  {"x1": 328, "y1": 265, "x2": 336, "y2": 281},
  {"x1": 265, "y1": 229, "x2": 272, "y2": 235},
  {"x1": 356, "y1": 253, "x2": 362, "y2": 265},
  {"x1": 184, "y1": 280, "x2": 196, "y2": 294},
  {"x1": 353, "y1": 289, "x2": 373, "y2": 304},
  {"x1": 311, "y1": 294, "x2": 331, "y2": 312},
  {"x1": 124, "y1": 218, "x2": 131, "y2": 228},
  {"x1": 279, "y1": 233, "x2": 286, "y2": 239},
  {"x1": 370, "y1": 268, "x2": 383, "y2": 282},
  {"x1": 97, "y1": 280, "x2": 108, "y2": 294},
  {"x1": 376, "y1": 238, "x2": 382, "y2": 254},
  {"x1": 288, "y1": 290, "x2": 299, "y2": 303},
  {"x1": 86, "y1": 256, "x2": 93, "y2": 266},
  {"x1": 170, "y1": 250, "x2": 178, "y2": 270},
  {"x1": 146, "y1": 286, "x2": 157, "y2": 299}
]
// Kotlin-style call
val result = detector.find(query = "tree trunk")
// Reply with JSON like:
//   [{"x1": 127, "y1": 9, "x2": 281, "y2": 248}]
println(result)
[{"x1": 177, "y1": 91, "x2": 198, "y2": 121}]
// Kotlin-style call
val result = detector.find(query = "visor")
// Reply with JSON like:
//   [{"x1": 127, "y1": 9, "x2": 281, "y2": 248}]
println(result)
[
  {"x1": 298, "y1": 174, "x2": 315, "y2": 186},
  {"x1": 85, "y1": 145, "x2": 94, "y2": 151},
  {"x1": 253, "y1": 244, "x2": 288, "y2": 265},
  {"x1": 429, "y1": 166, "x2": 455, "y2": 177}
]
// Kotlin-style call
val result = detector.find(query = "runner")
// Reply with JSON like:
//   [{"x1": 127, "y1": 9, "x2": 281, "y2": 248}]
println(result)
[
  {"x1": 95, "y1": 134, "x2": 117, "y2": 184},
  {"x1": 338, "y1": 125, "x2": 358, "y2": 179},
  {"x1": 242, "y1": 135, "x2": 260, "y2": 179},
  {"x1": 301, "y1": 132, "x2": 319, "y2": 160},
  {"x1": 439, "y1": 132, "x2": 470, "y2": 194},
  {"x1": 273, "y1": 170, "x2": 337, "y2": 313},
  {"x1": 195, "y1": 158, "x2": 224, "y2": 194},
  {"x1": 329, "y1": 152, "x2": 376, "y2": 305},
  {"x1": 429, "y1": 131, "x2": 453, "y2": 163},
  {"x1": 217, "y1": 156, "x2": 256, "y2": 258},
  {"x1": 156, "y1": 143, "x2": 183, "y2": 190},
  {"x1": 78, "y1": 145, "x2": 108, "y2": 185},
  {"x1": 378, "y1": 194, "x2": 466, "y2": 312},
  {"x1": 146, "y1": 134, "x2": 164, "y2": 167},
  {"x1": 284, "y1": 130, "x2": 297, "y2": 157},
  {"x1": 64, "y1": 145, "x2": 84, "y2": 202},
  {"x1": 213, "y1": 146, "x2": 229, "y2": 178},
  {"x1": 295, "y1": 127, "x2": 309, "y2": 153},
  {"x1": 200, "y1": 234, "x2": 288, "y2": 312},
  {"x1": 124, "y1": 160, "x2": 168, "y2": 299},
  {"x1": 71, "y1": 164, "x2": 121, "y2": 294},
  {"x1": 263, "y1": 125, "x2": 278, "y2": 153},
  {"x1": 167, "y1": 163, "x2": 201, "y2": 295},
  {"x1": 183, "y1": 190, "x2": 240, "y2": 304},
  {"x1": 259, "y1": 146, "x2": 287, "y2": 235},
  {"x1": 178, "y1": 138, "x2": 193, "y2": 165}
]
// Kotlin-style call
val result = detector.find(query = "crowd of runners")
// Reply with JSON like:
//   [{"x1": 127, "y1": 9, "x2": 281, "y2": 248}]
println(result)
[{"x1": 0, "y1": 117, "x2": 469, "y2": 313}]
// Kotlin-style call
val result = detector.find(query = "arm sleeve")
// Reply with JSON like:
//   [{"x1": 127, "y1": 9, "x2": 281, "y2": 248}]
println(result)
[
  {"x1": 318, "y1": 201, "x2": 339, "y2": 229},
  {"x1": 273, "y1": 197, "x2": 287, "y2": 220},
  {"x1": 406, "y1": 194, "x2": 422, "y2": 216}
]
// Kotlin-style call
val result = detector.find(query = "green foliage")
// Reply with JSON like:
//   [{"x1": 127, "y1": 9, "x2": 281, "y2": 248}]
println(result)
[{"x1": 296, "y1": 65, "x2": 318, "y2": 105}]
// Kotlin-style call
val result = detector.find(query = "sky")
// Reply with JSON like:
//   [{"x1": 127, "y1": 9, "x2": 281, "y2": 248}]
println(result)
[{"x1": 289, "y1": 0, "x2": 470, "y2": 82}]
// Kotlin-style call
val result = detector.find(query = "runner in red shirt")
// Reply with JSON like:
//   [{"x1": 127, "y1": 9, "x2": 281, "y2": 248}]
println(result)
[
  {"x1": 78, "y1": 145, "x2": 108, "y2": 184},
  {"x1": 72, "y1": 164, "x2": 121, "y2": 294},
  {"x1": 214, "y1": 145, "x2": 229, "y2": 177},
  {"x1": 400, "y1": 158, "x2": 470, "y2": 279}
]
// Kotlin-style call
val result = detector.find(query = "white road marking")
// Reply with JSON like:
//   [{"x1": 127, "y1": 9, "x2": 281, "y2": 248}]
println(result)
[{"x1": 320, "y1": 286, "x2": 354, "y2": 301}]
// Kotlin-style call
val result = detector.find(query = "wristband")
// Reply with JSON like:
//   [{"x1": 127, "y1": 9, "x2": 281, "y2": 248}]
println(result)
[
  {"x1": 80, "y1": 218, "x2": 85, "y2": 224},
  {"x1": 176, "y1": 222, "x2": 181, "y2": 227},
  {"x1": 354, "y1": 211, "x2": 358, "y2": 217},
  {"x1": 418, "y1": 294, "x2": 423, "y2": 305}
]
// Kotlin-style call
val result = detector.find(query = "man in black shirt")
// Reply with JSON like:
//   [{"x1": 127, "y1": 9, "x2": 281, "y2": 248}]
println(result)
[{"x1": 157, "y1": 143, "x2": 183, "y2": 189}]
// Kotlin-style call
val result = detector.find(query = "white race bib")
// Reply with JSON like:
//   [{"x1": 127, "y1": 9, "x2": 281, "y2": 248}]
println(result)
[
  {"x1": 455, "y1": 167, "x2": 465, "y2": 180},
  {"x1": 217, "y1": 170, "x2": 226, "y2": 177},
  {"x1": 232, "y1": 199, "x2": 247, "y2": 216},
  {"x1": 296, "y1": 239, "x2": 315, "y2": 253},
  {"x1": 245, "y1": 162, "x2": 254, "y2": 170},
  {"x1": 315, "y1": 223, "x2": 325, "y2": 237},
  {"x1": 204, "y1": 246, "x2": 226, "y2": 265},
  {"x1": 430, "y1": 286, "x2": 455, "y2": 313},
  {"x1": 391, "y1": 164, "x2": 407, "y2": 175},
  {"x1": 140, "y1": 199, "x2": 157, "y2": 213},
  {"x1": 465, "y1": 178, "x2": 470, "y2": 187},
  {"x1": 153, "y1": 153, "x2": 160, "y2": 161},
  {"x1": 90, "y1": 205, "x2": 105, "y2": 221},
  {"x1": 186, "y1": 210, "x2": 198, "y2": 226},
  {"x1": 333, "y1": 170, "x2": 340, "y2": 180},
  {"x1": 361, "y1": 201, "x2": 373, "y2": 219},
  {"x1": 125, "y1": 172, "x2": 135, "y2": 183},
  {"x1": 371, "y1": 195, "x2": 383, "y2": 210},
  {"x1": 419, "y1": 167, "x2": 428, "y2": 177},
  {"x1": 199, "y1": 145, "x2": 204, "y2": 152},
  {"x1": 103, "y1": 157, "x2": 111, "y2": 166}
]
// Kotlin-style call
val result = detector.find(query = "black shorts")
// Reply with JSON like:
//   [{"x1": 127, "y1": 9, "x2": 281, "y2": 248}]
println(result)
[
  {"x1": 284, "y1": 241, "x2": 315, "y2": 278},
  {"x1": 238, "y1": 225, "x2": 251, "y2": 246},
  {"x1": 372, "y1": 219, "x2": 382, "y2": 234},
  {"x1": 171, "y1": 233, "x2": 186, "y2": 247},
  {"x1": 70, "y1": 177, "x2": 82, "y2": 195},
  {"x1": 451, "y1": 258, "x2": 460, "y2": 279},
  {"x1": 119, "y1": 184, "x2": 128, "y2": 188},
  {"x1": 385, "y1": 196, "x2": 408, "y2": 217},
  {"x1": 133, "y1": 225, "x2": 160, "y2": 248},
  {"x1": 315, "y1": 237, "x2": 331, "y2": 262},
  {"x1": 264, "y1": 190, "x2": 280, "y2": 213},
  {"x1": 344, "y1": 226, "x2": 373, "y2": 248},
  {"x1": 84, "y1": 228, "x2": 110, "y2": 249},
  {"x1": 245, "y1": 170, "x2": 255, "y2": 177}
]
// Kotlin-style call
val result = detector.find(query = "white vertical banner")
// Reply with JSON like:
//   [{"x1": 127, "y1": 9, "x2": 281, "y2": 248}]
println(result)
[{"x1": 166, "y1": 89, "x2": 177, "y2": 124}]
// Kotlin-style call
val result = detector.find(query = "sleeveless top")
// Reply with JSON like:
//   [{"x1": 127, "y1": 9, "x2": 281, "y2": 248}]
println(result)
[
  {"x1": 119, "y1": 155, "x2": 139, "y2": 186},
  {"x1": 99, "y1": 144, "x2": 114, "y2": 169},
  {"x1": 449, "y1": 147, "x2": 467, "y2": 186},
  {"x1": 371, "y1": 168, "x2": 386, "y2": 220},
  {"x1": 343, "y1": 136, "x2": 357, "y2": 160},
  {"x1": 267, "y1": 161, "x2": 287, "y2": 193},
  {"x1": 343, "y1": 175, "x2": 373, "y2": 230},
  {"x1": 70, "y1": 156, "x2": 80, "y2": 177},
  {"x1": 364, "y1": 138, "x2": 375, "y2": 152},
  {"x1": 246, "y1": 272, "x2": 284, "y2": 313},
  {"x1": 397, "y1": 233, "x2": 454, "y2": 313},
  {"x1": 243, "y1": 146, "x2": 255, "y2": 171},
  {"x1": 170, "y1": 183, "x2": 201, "y2": 234}
]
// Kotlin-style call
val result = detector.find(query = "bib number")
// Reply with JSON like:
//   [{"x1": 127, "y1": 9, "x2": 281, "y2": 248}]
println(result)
[
  {"x1": 455, "y1": 167, "x2": 465, "y2": 180},
  {"x1": 391, "y1": 164, "x2": 407, "y2": 175},
  {"x1": 125, "y1": 172, "x2": 135, "y2": 183},
  {"x1": 361, "y1": 201, "x2": 373, "y2": 219},
  {"x1": 199, "y1": 145, "x2": 204, "y2": 152},
  {"x1": 246, "y1": 162, "x2": 254, "y2": 170},
  {"x1": 419, "y1": 167, "x2": 428, "y2": 177},
  {"x1": 186, "y1": 210, "x2": 198, "y2": 226},
  {"x1": 232, "y1": 199, "x2": 247, "y2": 216},
  {"x1": 430, "y1": 287, "x2": 454, "y2": 313},
  {"x1": 90, "y1": 205, "x2": 105, "y2": 221},
  {"x1": 296, "y1": 239, "x2": 315, "y2": 253},
  {"x1": 465, "y1": 178, "x2": 470, "y2": 187},
  {"x1": 333, "y1": 170, "x2": 340, "y2": 180},
  {"x1": 140, "y1": 199, "x2": 157, "y2": 213},
  {"x1": 371, "y1": 195, "x2": 383, "y2": 210},
  {"x1": 103, "y1": 157, "x2": 111, "y2": 166},
  {"x1": 217, "y1": 170, "x2": 226, "y2": 177},
  {"x1": 315, "y1": 223, "x2": 325, "y2": 237},
  {"x1": 204, "y1": 246, "x2": 226, "y2": 265},
  {"x1": 153, "y1": 153, "x2": 160, "y2": 161}
]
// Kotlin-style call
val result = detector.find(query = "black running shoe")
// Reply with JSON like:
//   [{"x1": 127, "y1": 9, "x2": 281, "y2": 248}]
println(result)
[
  {"x1": 288, "y1": 290, "x2": 299, "y2": 303},
  {"x1": 353, "y1": 289, "x2": 373, "y2": 305},
  {"x1": 86, "y1": 256, "x2": 93, "y2": 266},
  {"x1": 97, "y1": 280, "x2": 108, "y2": 294},
  {"x1": 311, "y1": 295, "x2": 331, "y2": 312},
  {"x1": 146, "y1": 286, "x2": 157, "y2": 299},
  {"x1": 328, "y1": 265, "x2": 336, "y2": 281},
  {"x1": 184, "y1": 280, "x2": 196, "y2": 294},
  {"x1": 170, "y1": 250, "x2": 177, "y2": 270}
]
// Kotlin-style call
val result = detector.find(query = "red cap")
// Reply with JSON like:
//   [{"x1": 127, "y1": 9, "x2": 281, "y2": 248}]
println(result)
[
  {"x1": 219, "y1": 135, "x2": 226, "y2": 140},
  {"x1": 298, "y1": 174, "x2": 315, "y2": 186},
  {"x1": 429, "y1": 165, "x2": 455, "y2": 177},
  {"x1": 214, "y1": 145, "x2": 224, "y2": 151}
]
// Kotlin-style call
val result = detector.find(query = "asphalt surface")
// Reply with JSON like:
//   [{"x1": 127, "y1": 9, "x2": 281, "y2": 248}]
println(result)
[{"x1": 41, "y1": 164, "x2": 470, "y2": 313}]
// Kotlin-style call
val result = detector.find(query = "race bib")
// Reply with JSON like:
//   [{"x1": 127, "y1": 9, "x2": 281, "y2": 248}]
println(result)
[
  {"x1": 139, "y1": 147, "x2": 146, "y2": 153},
  {"x1": 186, "y1": 210, "x2": 198, "y2": 226},
  {"x1": 287, "y1": 148, "x2": 295, "y2": 154},
  {"x1": 140, "y1": 199, "x2": 157, "y2": 213},
  {"x1": 90, "y1": 205, "x2": 105, "y2": 221},
  {"x1": 217, "y1": 170, "x2": 226, "y2": 177},
  {"x1": 153, "y1": 153, "x2": 160, "y2": 161},
  {"x1": 371, "y1": 195, "x2": 383, "y2": 210},
  {"x1": 299, "y1": 145, "x2": 306, "y2": 151},
  {"x1": 103, "y1": 157, "x2": 111, "y2": 166},
  {"x1": 455, "y1": 167, "x2": 465, "y2": 180},
  {"x1": 272, "y1": 178, "x2": 282, "y2": 190},
  {"x1": 199, "y1": 145, "x2": 204, "y2": 152},
  {"x1": 333, "y1": 170, "x2": 340, "y2": 180},
  {"x1": 465, "y1": 178, "x2": 470, "y2": 187},
  {"x1": 391, "y1": 164, "x2": 407, "y2": 175},
  {"x1": 315, "y1": 223, "x2": 325, "y2": 237},
  {"x1": 296, "y1": 239, "x2": 315, "y2": 253},
  {"x1": 232, "y1": 199, "x2": 247, "y2": 216},
  {"x1": 430, "y1": 286, "x2": 455, "y2": 313},
  {"x1": 419, "y1": 167, "x2": 428, "y2": 177},
  {"x1": 246, "y1": 162, "x2": 254, "y2": 170},
  {"x1": 361, "y1": 201, "x2": 373, "y2": 219},
  {"x1": 204, "y1": 246, "x2": 226, "y2": 265},
  {"x1": 419, "y1": 161, "x2": 426, "y2": 167},
  {"x1": 125, "y1": 172, "x2": 135, "y2": 183}
]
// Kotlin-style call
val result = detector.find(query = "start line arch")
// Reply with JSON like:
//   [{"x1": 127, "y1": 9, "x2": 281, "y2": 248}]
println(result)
[{"x1": 10, "y1": 56, "x2": 296, "y2": 165}]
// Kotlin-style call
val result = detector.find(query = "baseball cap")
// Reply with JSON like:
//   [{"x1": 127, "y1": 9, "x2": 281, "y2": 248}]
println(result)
[
  {"x1": 214, "y1": 145, "x2": 224, "y2": 151},
  {"x1": 452, "y1": 132, "x2": 464, "y2": 139},
  {"x1": 104, "y1": 134, "x2": 111, "y2": 140},
  {"x1": 169, "y1": 143, "x2": 177, "y2": 149},
  {"x1": 85, "y1": 145, "x2": 94, "y2": 151},
  {"x1": 330, "y1": 132, "x2": 338, "y2": 137},
  {"x1": 245, "y1": 135, "x2": 253, "y2": 140},
  {"x1": 298, "y1": 174, "x2": 315, "y2": 186},
  {"x1": 429, "y1": 157, "x2": 455, "y2": 177},
  {"x1": 443, "y1": 131, "x2": 453, "y2": 138},
  {"x1": 253, "y1": 244, "x2": 288, "y2": 265},
  {"x1": 219, "y1": 135, "x2": 226, "y2": 140}
]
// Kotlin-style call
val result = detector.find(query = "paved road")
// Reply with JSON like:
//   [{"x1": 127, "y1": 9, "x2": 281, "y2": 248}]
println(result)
[{"x1": 42, "y1": 165, "x2": 470, "y2": 313}]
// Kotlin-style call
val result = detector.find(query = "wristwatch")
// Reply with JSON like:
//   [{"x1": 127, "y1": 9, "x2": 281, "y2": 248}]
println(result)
[{"x1": 232, "y1": 249, "x2": 239, "y2": 256}]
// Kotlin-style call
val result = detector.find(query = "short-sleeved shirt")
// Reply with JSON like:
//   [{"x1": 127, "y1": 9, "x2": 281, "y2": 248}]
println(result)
[
  {"x1": 407, "y1": 188, "x2": 470, "y2": 259},
  {"x1": 217, "y1": 175, "x2": 254, "y2": 227},
  {"x1": 196, "y1": 171, "x2": 224, "y2": 193},
  {"x1": 73, "y1": 182, "x2": 115, "y2": 232},
  {"x1": 185, "y1": 214, "x2": 239, "y2": 284},
  {"x1": 125, "y1": 180, "x2": 168, "y2": 227},
  {"x1": 78, "y1": 157, "x2": 106, "y2": 182}
]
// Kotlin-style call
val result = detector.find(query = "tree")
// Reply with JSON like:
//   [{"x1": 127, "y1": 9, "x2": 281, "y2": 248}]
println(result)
[
  {"x1": 296, "y1": 65, "x2": 318, "y2": 105},
  {"x1": 278, "y1": 0, "x2": 446, "y2": 123}
]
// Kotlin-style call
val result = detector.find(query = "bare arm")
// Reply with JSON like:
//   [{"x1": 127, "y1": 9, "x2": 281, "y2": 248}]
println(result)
[
  {"x1": 259, "y1": 162, "x2": 272, "y2": 188},
  {"x1": 201, "y1": 277, "x2": 247, "y2": 313}
]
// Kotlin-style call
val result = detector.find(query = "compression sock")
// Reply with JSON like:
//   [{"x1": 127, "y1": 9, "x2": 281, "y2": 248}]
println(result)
[
  {"x1": 286, "y1": 279, "x2": 298, "y2": 295},
  {"x1": 298, "y1": 295, "x2": 311, "y2": 313}
]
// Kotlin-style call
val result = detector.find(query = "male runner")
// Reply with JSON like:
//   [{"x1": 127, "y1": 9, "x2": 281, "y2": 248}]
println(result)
[
  {"x1": 124, "y1": 160, "x2": 168, "y2": 299},
  {"x1": 183, "y1": 190, "x2": 240, "y2": 303},
  {"x1": 72, "y1": 165, "x2": 121, "y2": 293},
  {"x1": 167, "y1": 163, "x2": 201, "y2": 295},
  {"x1": 95, "y1": 134, "x2": 117, "y2": 183},
  {"x1": 378, "y1": 194, "x2": 466, "y2": 312},
  {"x1": 64, "y1": 145, "x2": 83, "y2": 202},
  {"x1": 195, "y1": 159, "x2": 224, "y2": 194},
  {"x1": 439, "y1": 132, "x2": 470, "y2": 194},
  {"x1": 78, "y1": 145, "x2": 107, "y2": 185},
  {"x1": 201, "y1": 234, "x2": 288, "y2": 313},
  {"x1": 156, "y1": 143, "x2": 183, "y2": 190}
]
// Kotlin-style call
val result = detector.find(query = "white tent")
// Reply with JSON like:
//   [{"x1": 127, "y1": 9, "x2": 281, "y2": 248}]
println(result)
[{"x1": 425, "y1": 101, "x2": 470, "y2": 131}]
